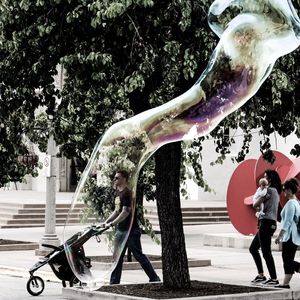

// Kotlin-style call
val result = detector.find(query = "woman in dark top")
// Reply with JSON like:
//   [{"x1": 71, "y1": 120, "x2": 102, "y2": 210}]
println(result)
[{"x1": 249, "y1": 169, "x2": 282, "y2": 286}]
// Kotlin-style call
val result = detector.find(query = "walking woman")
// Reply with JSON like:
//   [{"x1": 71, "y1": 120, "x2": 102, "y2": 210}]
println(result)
[
  {"x1": 249, "y1": 169, "x2": 282, "y2": 285},
  {"x1": 275, "y1": 178, "x2": 300, "y2": 289}
]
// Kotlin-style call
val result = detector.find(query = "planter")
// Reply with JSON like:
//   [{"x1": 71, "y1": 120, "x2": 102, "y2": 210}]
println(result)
[
  {"x1": 62, "y1": 283, "x2": 293, "y2": 300},
  {"x1": 0, "y1": 240, "x2": 38, "y2": 251}
]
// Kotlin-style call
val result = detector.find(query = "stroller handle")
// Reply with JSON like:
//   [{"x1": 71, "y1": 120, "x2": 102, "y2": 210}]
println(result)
[{"x1": 65, "y1": 224, "x2": 110, "y2": 250}]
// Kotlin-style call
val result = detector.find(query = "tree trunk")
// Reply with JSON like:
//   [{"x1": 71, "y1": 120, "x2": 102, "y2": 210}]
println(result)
[{"x1": 155, "y1": 142, "x2": 191, "y2": 289}]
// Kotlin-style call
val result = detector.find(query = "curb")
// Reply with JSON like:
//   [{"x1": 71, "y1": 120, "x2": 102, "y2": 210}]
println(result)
[
  {"x1": 62, "y1": 286, "x2": 293, "y2": 300},
  {"x1": 0, "y1": 264, "x2": 60, "y2": 282},
  {"x1": 92, "y1": 259, "x2": 211, "y2": 270},
  {"x1": 2, "y1": 264, "x2": 294, "y2": 300},
  {"x1": 201, "y1": 233, "x2": 282, "y2": 251},
  {"x1": 0, "y1": 243, "x2": 38, "y2": 251}
]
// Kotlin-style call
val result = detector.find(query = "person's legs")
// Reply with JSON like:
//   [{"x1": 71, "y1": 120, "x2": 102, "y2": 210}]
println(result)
[
  {"x1": 293, "y1": 260, "x2": 300, "y2": 273},
  {"x1": 110, "y1": 230, "x2": 127, "y2": 284},
  {"x1": 127, "y1": 228, "x2": 160, "y2": 282},
  {"x1": 259, "y1": 220, "x2": 277, "y2": 280},
  {"x1": 249, "y1": 232, "x2": 264, "y2": 276},
  {"x1": 281, "y1": 238, "x2": 297, "y2": 285}
]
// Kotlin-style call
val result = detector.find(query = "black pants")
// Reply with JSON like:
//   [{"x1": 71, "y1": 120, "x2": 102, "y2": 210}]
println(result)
[
  {"x1": 249, "y1": 219, "x2": 277, "y2": 279},
  {"x1": 282, "y1": 237, "x2": 300, "y2": 274},
  {"x1": 110, "y1": 228, "x2": 160, "y2": 284}
]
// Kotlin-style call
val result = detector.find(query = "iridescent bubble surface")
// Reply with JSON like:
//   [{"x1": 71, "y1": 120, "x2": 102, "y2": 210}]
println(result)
[{"x1": 64, "y1": 0, "x2": 300, "y2": 288}]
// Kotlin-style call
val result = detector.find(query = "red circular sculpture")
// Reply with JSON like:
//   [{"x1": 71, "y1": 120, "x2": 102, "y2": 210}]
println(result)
[{"x1": 227, "y1": 150, "x2": 300, "y2": 235}]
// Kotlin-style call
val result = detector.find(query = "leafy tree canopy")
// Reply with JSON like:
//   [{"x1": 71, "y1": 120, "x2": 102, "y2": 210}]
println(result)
[
  {"x1": 1, "y1": 0, "x2": 299, "y2": 290},
  {"x1": 0, "y1": 0, "x2": 299, "y2": 186}
]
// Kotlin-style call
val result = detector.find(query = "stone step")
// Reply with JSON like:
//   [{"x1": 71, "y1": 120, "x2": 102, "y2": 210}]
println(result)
[
  {"x1": 4, "y1": 217, "x2": 97, "y2": 225},
  {"x1": 5, "y1": 215, "x2": 228, "y2": 223},
  {"x1": 0, "y1": 201, "x2": 228, "y2": 228},
  {"x1": 144, "y1": 206, "x2": 229, "y2": 226},
  {"x1": 0, "y1": 201, "x2": 84, "y2": 207},
  {"x1": 145, "y1": 211, "x2": 228, "y2": 217},
  {"x1": 147, "y1": 219, "x2": 230, "y2": 227},
  {"x1": 0, "y1": 202, "x2": 84, "y2": 209},
  {"x1": 0, "y1": 200, "x2": 96, "y2": 228},
  {"x1": 145, "y1": 206, "x2": 227, "y2": 212},
  {"x1": 181, "y1": 207, "x2": 227, "y2": 212},
  {"x1": 0, "y1": 210, "x2": 84, "y2": 219},
  {"x1": 0, "y1": 223, "x2": 84, "y2": 229},
  {"x1": 0, "y1": 208, "x2": 20, "y2": 214},
  {"x1": 146, "y1": 215, "x2": 229, "y2": 222},
  {"x1": 17, "y1": 207, "x2": 82, "y2": 213},
  {"x1": 21, "y1": 203, "x2": 84, "y2": 209},
  {"x1": 0, "y1": 212, "x2": 83, "y2": 219},
  {"x1": 0, "y1": 202, "x2": 24, "y2": 209},
  {"x1": 0, "y1": 208, "x2": 83, "y2": 215},
  {"x1": 1, "y1": 211, "x2": 82, "y2": 219}
]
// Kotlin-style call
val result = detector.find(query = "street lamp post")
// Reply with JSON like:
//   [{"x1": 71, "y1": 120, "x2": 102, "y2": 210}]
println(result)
[
  {"x1": 35, "y1": 64, "x2": 64, "y2": 255},
  {"x1": 36, "y1": 128, "x2": 61, "y2": 255}
]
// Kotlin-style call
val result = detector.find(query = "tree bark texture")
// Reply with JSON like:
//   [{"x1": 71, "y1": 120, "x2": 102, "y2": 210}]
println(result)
[{"x1": 155, "y1": 142, "x2": 191, "y2": 289}]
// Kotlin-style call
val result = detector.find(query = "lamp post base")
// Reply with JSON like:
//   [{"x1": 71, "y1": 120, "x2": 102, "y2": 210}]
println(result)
[{"x1": 35, "y1": 234, "x2": 61, "y2": 256}]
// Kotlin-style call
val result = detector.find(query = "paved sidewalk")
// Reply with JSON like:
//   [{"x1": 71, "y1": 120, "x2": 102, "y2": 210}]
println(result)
[{"x1": 1, "y1": 190, "x2": 300, "y2": 297}]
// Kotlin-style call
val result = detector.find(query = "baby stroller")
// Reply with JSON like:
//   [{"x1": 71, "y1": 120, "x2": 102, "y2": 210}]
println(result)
[{"x1": 26, "y1": 224, "x2": 109, "y2": 296}]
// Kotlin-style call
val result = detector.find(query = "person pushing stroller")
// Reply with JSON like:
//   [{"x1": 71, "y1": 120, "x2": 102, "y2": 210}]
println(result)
[{"x1": 101, "y1": 170, "x2": 160, "y2": 285}]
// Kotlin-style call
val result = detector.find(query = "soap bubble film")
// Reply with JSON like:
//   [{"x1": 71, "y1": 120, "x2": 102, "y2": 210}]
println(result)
[{"x1": 64, "y1": 0, "x2": 300, "y2": 288}]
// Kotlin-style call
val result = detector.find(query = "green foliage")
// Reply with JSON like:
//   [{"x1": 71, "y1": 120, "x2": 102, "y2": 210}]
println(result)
[
  {"x1": 26, "y1": 112, "x2": 49, "y2": 153},
  {"x1": 136, "y1": 204, "x2": 160, "y2": 244},
  {"x1": 79, "y1": 176, "x2": 117, "y2": 245},
  {"x1": 0, "y1": 1, "x2": 299, "y2": 289},
  {"x1": 81, "y1": 177, "x2": 115, "y2": 220},
  {"x1": 0, "y1": 83, "x2": 40, "y2": 186},
  {"x1": 0, "y1": 0, "x2": 299, "y2": 196},
  {"x1": 182, "y1": 139, "x2": 214, "y2": 194}
]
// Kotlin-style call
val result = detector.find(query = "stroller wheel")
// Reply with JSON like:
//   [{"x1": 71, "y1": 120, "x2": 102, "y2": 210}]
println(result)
[{"x1": 26, "y1": 276, "x2": 45, "y2": 296}]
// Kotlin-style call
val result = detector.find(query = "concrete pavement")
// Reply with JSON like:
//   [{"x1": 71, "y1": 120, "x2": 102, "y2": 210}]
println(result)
[{"x1": 1, "y1": 190, "x2": 300, "y2": 299}]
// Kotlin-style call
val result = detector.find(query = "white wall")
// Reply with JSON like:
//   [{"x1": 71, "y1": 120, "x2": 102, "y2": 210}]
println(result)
[
  {"x1": 12, "y1": 126, "x2": 299, "y2": 198},
  {"x1": 186, "y1": 129, "x2": 299, "y2": 202}
]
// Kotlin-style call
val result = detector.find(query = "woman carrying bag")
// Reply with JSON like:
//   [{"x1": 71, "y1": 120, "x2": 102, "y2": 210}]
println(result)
[{"x1": 275, "y1": 178, "x2": 300, "y2": 289}]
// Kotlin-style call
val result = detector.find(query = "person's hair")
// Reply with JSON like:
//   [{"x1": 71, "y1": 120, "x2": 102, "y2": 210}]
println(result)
[
  {"x1": 265, "y1": 169, "x2": 282, "y2": 194},
  {"x1": 282, "y1": 178, "x2": 299, "y2": 194},
  {"x1": 115, "y1": 170, "x2": 129, "y2": 181},
  {"x1": 259, "y1": 178, "x2": 268, "y2": 186}
]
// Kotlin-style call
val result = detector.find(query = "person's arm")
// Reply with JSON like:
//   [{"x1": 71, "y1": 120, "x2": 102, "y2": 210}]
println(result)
[
  {"x1": 253, "y1": 195, "x2": 265, "y2": 209},
  {"x1": 253, "y1": 188, "x2": 269, "y2": 209},
  {"x1": 275, "y1": 229, "x2": 285, "y2": 244},
  {"x1": 281, "y1": 202, "x2": 296, "y2": 232},
  {"x1": 105, "y1": 210, "x2": 119, "y2": 224},
  {"x1": 275, "y1": 202, "x2": 296, "y2": 244},
  {"x1": 253, "y1": 188, "x2": 262, "y2": 211},
  {"x1": 102, "y1": 206, "x2": 131, "y2": 228},
  {"x1": 109, "y1": 206, "x2": 131, "y2": 226}
]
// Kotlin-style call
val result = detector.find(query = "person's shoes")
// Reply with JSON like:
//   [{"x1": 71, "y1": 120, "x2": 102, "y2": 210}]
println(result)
[
  {"x1": 251, "y1": 275, "x2": 266, "y2": 284},
  {"x1": 149, "y1": 277, "x2": 161, "y2": 282},
  {"x1": 262, "y1": 278, "x2": 279, "y2": 286},
  {"x1": 274, "y1": 284, "x2": 290, "y2": 289}
]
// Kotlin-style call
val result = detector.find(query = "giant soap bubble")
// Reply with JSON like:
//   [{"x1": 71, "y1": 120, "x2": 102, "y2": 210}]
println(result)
[{"x1": 64, "y1": 0, "x2": 300, "y2": 288}]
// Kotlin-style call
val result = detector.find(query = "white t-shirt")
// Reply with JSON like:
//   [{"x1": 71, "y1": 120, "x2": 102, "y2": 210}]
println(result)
[{"x1": 253, "y1": 186, "x2": 267, "y2": 217}]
